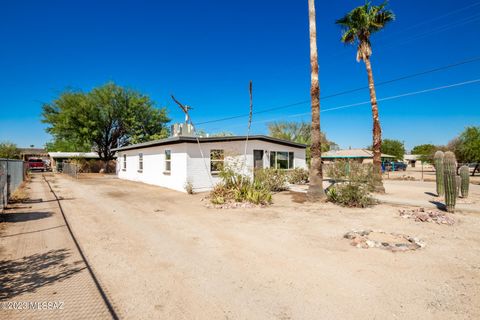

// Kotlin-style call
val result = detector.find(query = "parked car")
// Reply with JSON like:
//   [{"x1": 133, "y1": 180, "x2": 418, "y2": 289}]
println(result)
[
  {"x1": 28, "y1": 158, "x2": 46, "y2": 172},
  {"x1": 383, "y1": 161, "x2": 407, "y2": 172}
]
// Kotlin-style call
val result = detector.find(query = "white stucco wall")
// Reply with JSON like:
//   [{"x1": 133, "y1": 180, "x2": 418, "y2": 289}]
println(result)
[
  {"x1": 186, "y1": 140, "x2": 306, "y2": 192},
  {"x1": 116, "y1": 140, "x2": 306, "y2": 193},
  {"x1": 117, "y1": 143, "x2": 188, "y2": 192}
]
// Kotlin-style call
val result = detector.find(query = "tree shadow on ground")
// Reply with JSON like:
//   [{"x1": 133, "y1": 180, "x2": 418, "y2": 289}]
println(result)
[
  {"x1": 0, "y1": 248, "x2": 85, "y2": 300},
  {"x1": 425, "y1": 192, "x2": 438, "y2": 197},
  {"x1": 0, "y1": 211, "x2": 52, "y2": 223}
]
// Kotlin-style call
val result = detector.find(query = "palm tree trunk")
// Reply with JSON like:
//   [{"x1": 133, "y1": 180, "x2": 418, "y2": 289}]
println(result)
[
  {"x1": 364, "y1": 56, "x2": 385, "y2": 193},
  {"x1": 307, "y1": 0, "x2": 325, "y2": 200}
]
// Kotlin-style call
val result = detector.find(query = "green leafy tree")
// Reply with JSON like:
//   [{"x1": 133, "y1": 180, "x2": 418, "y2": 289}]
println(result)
[
  {"x1": 0, "y1": 141, "x2": 20, "y2": 159},
  {"x1": 455, "y1": 126, "x2": 480, "y2": 175},
  {"x1": 211, "y1": 131, "x2": 234, "y2": 137},
  {"x1": 42, "y1": 82, "x2": 170, "y2": 162},
  {"x1": 45, "y1": 138, "x2": 91, "y2": 152},
  {"x1": 336, "y1": 1, "x2": 395, "y2": 193},
  {"x1": 381, "y1": 139, "x2": 405, "y2": 161},
  {"x1": 267, "y1": 121, "x2": 335, "y2": 162},
  {"x1": 196, "y1": 130, "x2": 234, "y2": 137},
  {"x1": 411, "y1": 144, "x2": 437, "y2": 164}
]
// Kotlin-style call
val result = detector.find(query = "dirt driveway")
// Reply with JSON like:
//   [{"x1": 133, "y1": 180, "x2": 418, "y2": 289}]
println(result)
[{"x1": 44, "y1": 173, "x2": 480, "y2": 320}]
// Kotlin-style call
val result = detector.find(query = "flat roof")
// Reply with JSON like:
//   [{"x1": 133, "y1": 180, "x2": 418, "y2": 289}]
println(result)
[
  {"x1": 112, "y1": 135, "x2": 307, "y2": 152},
  {"x1": 48, "y1": 152, "x2": 100, "y2": 158},
  {"x1": 322, "y1": 149, "x2": 395, "y2": 159}
]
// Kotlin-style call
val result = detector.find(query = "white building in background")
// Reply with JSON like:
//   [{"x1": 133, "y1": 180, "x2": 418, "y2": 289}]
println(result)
[
  {"x1": 112, "y1": 135, "x2": 307, "y2": 193},
  {"x1": 403, "y1": 154, "x2": 422, "y2": 167}
]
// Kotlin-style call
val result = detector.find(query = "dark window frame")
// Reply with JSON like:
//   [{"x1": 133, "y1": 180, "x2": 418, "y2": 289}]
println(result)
[
  {"x1": 138, "y1": 153, "x2": 143, "y2": 172},
  {"x1": 270, "y1": 151, "x2": 294, "y2": 169},
  {"x1": 164, "y1": 150, "x2": 171, "y2": 173},
  {"x1": 210, "y1": 149, "x2": 224, "y2": 173}
]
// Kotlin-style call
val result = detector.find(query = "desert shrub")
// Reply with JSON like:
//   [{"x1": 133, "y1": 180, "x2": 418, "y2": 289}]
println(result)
[
  {"x1": 326, "y1": 183, "x2": 376, "y2": 208},
  {"x1": 254, "y1": 168, "x2": 287, "y2": 191},
  {"x1": 325, "y1": 160, "x2": 375, "y2": 191},
  {"x1": 287, "y1": 168, "x2": 309, "y2": 184},
  {"x1": 209, "y1": 166, "x2": 273, "y2": 205},
  {"x1": 219, "y1": 166, "x2": 251, "y2": 190},
  {"x1": 69, "y1": 158, "x2": 116, "y2": 173},
  {"x1": 184, "y1": 180, "x2": 194, "y2": 194},
  {"x1": 210, "y1": 183, "x2": 234, "y2": 204},
  {"x1": 232, "y1": 180, "x2": 272, "y2": 205}
]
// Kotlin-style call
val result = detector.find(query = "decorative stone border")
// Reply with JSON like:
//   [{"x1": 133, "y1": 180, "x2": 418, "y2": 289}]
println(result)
[{"x1": 344, "y1": 230, "x2": 425, "y2": 252}]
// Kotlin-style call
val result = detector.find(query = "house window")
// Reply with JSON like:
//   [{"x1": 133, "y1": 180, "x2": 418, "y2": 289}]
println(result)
[
  {"x1": 270, "y1": 151, "x2": 294, "y2": 169},
  {"x1": 210, "y1": 149, "x2": 224, "y2": 173},
  {"x1": 138, "y1": 153, "x2": 143, "y2": 172},
  {"x1": 165, "y1": 150, "x2": 171, "y2": 172},
  {"x1": 123, "y1": 154, "x2": 127, "y2": 170}
]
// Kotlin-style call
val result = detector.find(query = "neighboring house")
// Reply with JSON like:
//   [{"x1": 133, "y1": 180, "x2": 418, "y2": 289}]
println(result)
[
  {"x1": 48, "y1": 152, "x2": 100, "y2": 172},
  {"x1": 112, "y1": 135, "x2": 307, "y2": 193},
  {"x1": 19, "y1": 148, "x2": 49, "y2": 161},
  {"x1": 404, "y1": 154, "x2": 422, "y2": 167},
  {"x1": 322, "y1": 149, "x2": 395, "y2": 164}
]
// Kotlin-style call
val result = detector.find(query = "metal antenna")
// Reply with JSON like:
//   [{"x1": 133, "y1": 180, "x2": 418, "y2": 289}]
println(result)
[
  {"x1": 170, "y1": 95, "x2": 213, "y2": 188},
  {"x1": 171, "y1": 95, "x2": 193, "y2": 124}
]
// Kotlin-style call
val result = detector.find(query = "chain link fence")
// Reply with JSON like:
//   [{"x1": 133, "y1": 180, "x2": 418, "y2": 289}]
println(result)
[
  {"x1": 0, "y1": 159, "x2": 27, "y2": 211},
  {"x1": 62, "y1": 162, "x2": 80, "y2": 179}
]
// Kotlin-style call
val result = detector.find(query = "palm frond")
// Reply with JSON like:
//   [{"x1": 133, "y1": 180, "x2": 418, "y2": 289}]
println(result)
[
  {"x1": 336, "y1": 1, "x2": 395, "y2": 53},
  {"x1": 340, "y1": 28, "x2": 357, "y2": 44}
]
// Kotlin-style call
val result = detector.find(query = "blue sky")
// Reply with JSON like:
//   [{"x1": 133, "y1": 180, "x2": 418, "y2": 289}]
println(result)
[{"x1": 1, "y1": 0, "x2": 479, "y2": 151}]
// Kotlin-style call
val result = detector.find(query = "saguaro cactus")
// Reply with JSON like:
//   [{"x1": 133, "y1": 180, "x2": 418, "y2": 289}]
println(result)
[
  {"x1": 434, "y1": 151, "x2": 445, "y2": 196},
  {"x1": 459, "y1": 165, "x2": 470, "y2": 198},
  {"x1": 443, "y1": 151, "x2": 457, "y2": 213},
  {"x1": 455, "y1": 176, "x2": 461, "y2": 198}
]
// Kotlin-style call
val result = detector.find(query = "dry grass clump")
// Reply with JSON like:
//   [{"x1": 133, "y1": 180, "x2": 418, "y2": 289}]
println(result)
[{"x1": 8, "y1": 184, "x2": 29, "y2": 204}]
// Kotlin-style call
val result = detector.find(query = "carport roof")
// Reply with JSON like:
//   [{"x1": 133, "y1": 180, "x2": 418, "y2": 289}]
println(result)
[
  {"x1": 322, "y1": 149, "x2": 395, "y2": 159},
  {"x1": 112, "y1": 135, "x2": 307, "y2": 152},
  {"x1": 48, "y1": 152, "x2": 100, "y2": 159}
]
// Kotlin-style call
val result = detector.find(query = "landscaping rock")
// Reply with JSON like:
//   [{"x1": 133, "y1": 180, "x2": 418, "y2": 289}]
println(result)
[
  {"x1": 343, "y1": 230, "x2": 424, "y2": 252},
  {"x1": 399, "y1": 208, "x2": 455, "y2": 225}
]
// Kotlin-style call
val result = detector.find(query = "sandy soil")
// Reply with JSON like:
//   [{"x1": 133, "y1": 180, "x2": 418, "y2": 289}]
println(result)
[
  {"x1": 383, "y1": 166, "x2": 480, "y2": 184},
  {"x1": 40, "y1": 173, "x2": 480, "y2": 320},
  {"x1": 376, "y1": 180, "x2": 480, "y2": 213}
]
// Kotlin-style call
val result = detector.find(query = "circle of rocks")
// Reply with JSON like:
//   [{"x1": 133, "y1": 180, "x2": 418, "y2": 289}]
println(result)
[{"x1": 344, "y1": 230, "x2": 425, "y2": 252}]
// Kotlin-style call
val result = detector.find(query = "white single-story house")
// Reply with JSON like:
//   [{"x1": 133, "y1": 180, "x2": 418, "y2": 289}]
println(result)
[{"x1": 112, "y1": 135, "x2": 307, "y2": 193}]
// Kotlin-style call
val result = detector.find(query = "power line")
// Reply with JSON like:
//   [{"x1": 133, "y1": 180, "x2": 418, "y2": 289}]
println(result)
[
  {"x1": 196, "y1": 56, "x2": 480, "y2": 125},
  {"x1": 205, "y1": 78, "x2": 480, "y2": 131},
  {"x1": 377, "y1": 13, "x2": 480, "y2": 52},
  {"x1": 376, "y1": 1, "x2": 480, "y2": 38},
  {"x1": 324, "y1": 3, "x2": 480, "y2": 61}
]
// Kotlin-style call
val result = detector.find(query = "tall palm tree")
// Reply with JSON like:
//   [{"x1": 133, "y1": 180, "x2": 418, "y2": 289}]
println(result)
[
  {"x1": 336, "y1": 2, "x2": 394, "y2": 193},
  {"x1": 307, "y1": 0, "x2": 325, "y2": 200}
]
